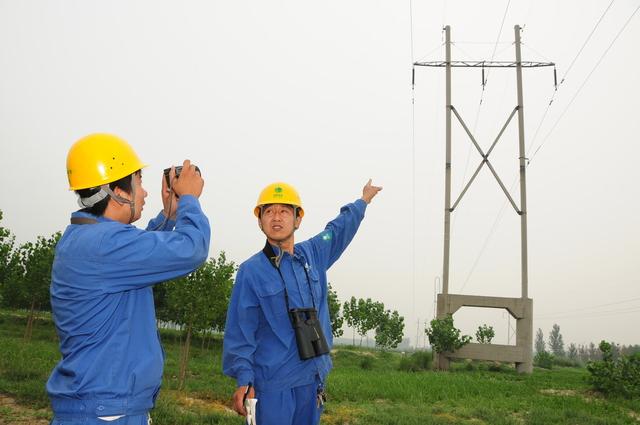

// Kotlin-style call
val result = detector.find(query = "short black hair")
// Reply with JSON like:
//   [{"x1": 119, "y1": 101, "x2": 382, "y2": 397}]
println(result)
[{"x1": 76, "y1": 170, "x2": 140, "y2": 216}]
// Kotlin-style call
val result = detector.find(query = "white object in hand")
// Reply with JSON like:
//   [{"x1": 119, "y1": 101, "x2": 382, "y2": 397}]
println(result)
[{"x1": 244, "y1": 398, "x2": 258, "y2": 425}]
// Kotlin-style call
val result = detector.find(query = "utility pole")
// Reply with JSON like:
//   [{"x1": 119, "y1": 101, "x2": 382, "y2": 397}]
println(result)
[
  {"x1": 442, "y1": 25, "x2": 452, "y2": 296},
  {"x1": 515, "y1": 25, "x2": 529, "y2": 299},
  {"x1": 414, "y1": 25, "x2": 553, "y2": 374}
]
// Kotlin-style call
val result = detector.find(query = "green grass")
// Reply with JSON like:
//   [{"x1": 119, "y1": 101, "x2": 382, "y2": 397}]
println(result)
[{"x1": 1, "y1": 310, "x2": 639, "y2": 424}]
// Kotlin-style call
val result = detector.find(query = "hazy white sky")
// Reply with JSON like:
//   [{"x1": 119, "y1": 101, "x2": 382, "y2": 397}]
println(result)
[{"x1": 1, "y1": 1, "x2": 639, "y2": 348}]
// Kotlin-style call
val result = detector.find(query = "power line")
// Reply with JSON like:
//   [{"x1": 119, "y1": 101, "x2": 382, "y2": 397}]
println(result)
[
  {"x1": 481, "y1": 0, "x2": 512, "y2": 98},
  {"x1": 414, "y1": 43, "x2": 445, "y2": 63},
  {"x1": 537, "y1": 296, "x2": 640, "y2": 317},
  {"x1": 460, "y1": 3, "x2": 640, "y2": 289},
  {"x1": 529, "y1": 1, "x2": 638, "y2": 164},
  {"x1": 457, "y1": 0, "x2": 512, "y2": 230},
  {"x1": 526, "y1": 0, "x2": 615, "y2": 154},
  {"x1": 559, "y1": 0, "x2": 616, "y2": 86},
  {"x1": 537, "y1": 307, "x2": 640, "y2": 321}
]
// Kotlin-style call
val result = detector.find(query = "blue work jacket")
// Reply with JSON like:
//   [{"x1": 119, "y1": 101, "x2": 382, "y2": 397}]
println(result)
[
  {"x1": 222, "y1": 199, "x2": 367, "y2": 392},
  {"x1": 46, "y1": 195, "x2": 210, "y2": 417}
]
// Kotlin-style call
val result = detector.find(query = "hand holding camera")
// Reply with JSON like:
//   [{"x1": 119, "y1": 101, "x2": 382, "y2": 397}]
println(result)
[{"x1": 164, "y1": 160, "x2": 204, "y2": 199}]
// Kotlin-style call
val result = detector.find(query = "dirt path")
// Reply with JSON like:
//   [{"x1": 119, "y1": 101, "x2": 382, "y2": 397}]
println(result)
[{"x1": 0, "y1": 394, "x2": 50, "y2": 425}]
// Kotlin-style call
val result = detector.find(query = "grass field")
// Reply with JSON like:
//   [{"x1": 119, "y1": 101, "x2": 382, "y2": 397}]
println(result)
[{"x1": 1, "y1": 309, "x2": 638, "y2": 424}]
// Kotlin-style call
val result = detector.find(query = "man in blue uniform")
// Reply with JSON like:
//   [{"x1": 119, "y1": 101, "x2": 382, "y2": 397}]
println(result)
[
  {"x1": 223, "y1": 180, "x2": 382, "y2": 425},
  {"x1": 47, "y1": 133, "x2": 210, "y2": 424}
]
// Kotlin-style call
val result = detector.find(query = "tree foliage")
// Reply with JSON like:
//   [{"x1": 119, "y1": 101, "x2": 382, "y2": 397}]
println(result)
[
  {"x1": 0, "y1": 210, "x2": 17, "y2": 303},
  {"x1": 158, "y1": 252, "x2": 236, "y2": 389},
  {"x1": 374, "y1": 309, "x2": 405, "y2": 350},
  {"x1": 341, "y1": 296, "x2": 404, "y2": 349},
  {"x1": 425, "y1": 314, "x2": 471, "y2": 353},
  {"x1": 342, "y1": 297, "x2": 384, "y2": 346},
  {"x1": 327, "y1": 282, "x2": 344, "y2": 338},
  {"x1": 535, "y1": 328, "x2": 546, "y2": 354},
  {"x1": 587, "y1": 341, "x2": 640, "y2": 399},
  {"x1": 3, "y1": 232, "x2": 61, "y2": 341},
  {"x1": 534, "y1": 351, "x2": 554, "y2": 369},
  {"x1": 548, "y1": 323, "x2": 565, "y2": 357},
  {"x1": 475, "y1": 324, "x2": 495, "y2": 344},
  {"x1": 567, "y1": 343, "x2": 578, "y2": 361}
]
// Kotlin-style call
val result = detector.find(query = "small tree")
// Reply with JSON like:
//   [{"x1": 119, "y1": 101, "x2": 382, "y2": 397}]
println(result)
[
  {"x1": 534, "y1": 351, "x2": 554, "y2": 369},
  {"x1": 475, "y1": 324, "x2": 495, "y2": 344},
  {"x1": 0, "y1": 210, "x2": 16, "y2": 305},
  {"x1": 162, "y1": 252, "x2": 235, "y2": 390},
  {"x1": 327, "y1": 283, "x2": 344, "y2": 338},
  {"x1": 548, "y1": 323, "x2": 565, "y2": 357},
  {"x1": 342, "y1": 297, "x2": 384, "y2": 346},
  {"x1": 425, "y1": 314, "x2": 471, "y2": 353},
  {"x1": 535, "y1": 328, "x2": 546, "y2": 354},
  {"x1": 587, "y1": 341, "x2": 640, "y2": 398},
  {"x1": 8, "y1": 232, "x2": 61, "y2": 341},
  {"x1": 342, "y1": 296, "x2": 359, "y2": 345},
  {"x1": 567, "y1": 343, "x2": 578, "y2": 362},
  {"x1": 375, "y1": 310, "x2": 405, "y2": 350}
]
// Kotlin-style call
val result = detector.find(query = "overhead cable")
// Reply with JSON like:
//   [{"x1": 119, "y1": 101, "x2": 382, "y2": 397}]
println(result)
[{"x1": 529, "y1": 1, "x2": 638, "y2": 164}]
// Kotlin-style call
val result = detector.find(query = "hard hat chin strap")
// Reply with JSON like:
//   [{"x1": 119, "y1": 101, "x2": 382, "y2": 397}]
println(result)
[{"x1": 78, "y1": 178, "x2": 137, "y2": 223}]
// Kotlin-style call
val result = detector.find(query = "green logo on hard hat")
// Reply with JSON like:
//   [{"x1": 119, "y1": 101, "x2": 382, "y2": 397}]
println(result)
[
  {"x1": 275, "y1": 187, "x2": 283, "y2": 193},
  {"x1": 273, "y1": 186, "x2": 284, "y2": 198}
]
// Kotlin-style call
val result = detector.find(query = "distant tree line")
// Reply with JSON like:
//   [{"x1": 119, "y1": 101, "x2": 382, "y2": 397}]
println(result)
[{"x1": 534, "y1": 324, "x2": 640, "y2": 369}]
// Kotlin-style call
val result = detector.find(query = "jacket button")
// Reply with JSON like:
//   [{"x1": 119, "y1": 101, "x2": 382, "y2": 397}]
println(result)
[{"x1": 97, "y1": 405, "x2": 104, "y2": 411}]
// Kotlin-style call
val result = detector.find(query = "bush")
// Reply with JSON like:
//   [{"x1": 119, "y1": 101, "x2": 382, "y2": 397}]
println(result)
[
  {"x1": 587, "y1": 341, "x2": 640, "y2": 399},
  {"x1": 552, "y1": 356, "x2": 581, "y2": 368},
  {"x1": 457, "y1": 360, "x2": 508, "y2": 372},
  {"x1": 475, "y1": 324, "x2": 495, "y2": 344},
  {"x1": 359, "y1": 356, "x2": 375, "y2": 370},
  {"x1": 534, "y1": 351, "x2": 554, "y2": 369},
  {"x1": 398, "y1": 351, "x2": 433, "y2": 372},
  {"x1": 425, "y1": 315, "x2": 471, "y2": 353}
]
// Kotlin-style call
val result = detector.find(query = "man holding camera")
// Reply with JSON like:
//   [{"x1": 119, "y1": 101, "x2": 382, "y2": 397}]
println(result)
[
  {"x1": 223, "y1": 180, "x2": 381, "y2": 425},
  {"x1": 47, "y1": 133, "x2": 210, "y2": 424}
]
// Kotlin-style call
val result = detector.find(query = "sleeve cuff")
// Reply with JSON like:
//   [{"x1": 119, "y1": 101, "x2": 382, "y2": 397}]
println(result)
[
  {"x1": 354, "y1": 198, "x2": 367, "y2": 213},
  {"x1": 236, "y1": 371, "x2": 254, "y2": 388}
]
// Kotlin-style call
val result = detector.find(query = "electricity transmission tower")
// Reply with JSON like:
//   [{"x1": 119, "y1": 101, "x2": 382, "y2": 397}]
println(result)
[{"x1": 415, "y1": 25, "x2": 554, "y2": 373}]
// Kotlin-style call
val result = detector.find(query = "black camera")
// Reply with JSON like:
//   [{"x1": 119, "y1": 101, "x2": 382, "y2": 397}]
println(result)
[
  {"x1": 163, "y1": 165, "x2": 201, "y2": 188},
  {"x1": 289, "y1": 308, "x2": 330, "y2": 360}
]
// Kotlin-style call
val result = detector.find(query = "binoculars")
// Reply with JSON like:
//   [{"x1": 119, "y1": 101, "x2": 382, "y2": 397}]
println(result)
[
  {"x1": 163, "y1": 165, "x2": 201, "y2": 187},
  {"x1": 289, "y1": 308, "x2": 330, "y2": 360}
]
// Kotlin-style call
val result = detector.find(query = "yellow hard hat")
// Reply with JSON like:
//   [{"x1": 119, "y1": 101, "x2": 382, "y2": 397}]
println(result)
[
  {"x1": 66, "y1": 133, "x2": 147, "y2": 190},
  {"x1": 254, "y1": 182, "x2": 304, "y2": 217}
]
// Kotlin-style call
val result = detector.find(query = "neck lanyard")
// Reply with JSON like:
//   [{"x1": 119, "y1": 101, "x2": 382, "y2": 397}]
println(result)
[{"x1": 262, "y1": 240, "x2": 316, "y2": 310}]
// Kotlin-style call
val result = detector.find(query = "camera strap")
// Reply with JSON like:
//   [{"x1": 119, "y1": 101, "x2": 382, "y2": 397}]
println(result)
[{"x1": 262, "y1": 240, "x2": 317, "y2": 312}]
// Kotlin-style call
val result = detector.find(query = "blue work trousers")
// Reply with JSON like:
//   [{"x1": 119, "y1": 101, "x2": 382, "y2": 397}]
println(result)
[{"x1": 256, "y1": 379, "x2": 324, "y2": 425}]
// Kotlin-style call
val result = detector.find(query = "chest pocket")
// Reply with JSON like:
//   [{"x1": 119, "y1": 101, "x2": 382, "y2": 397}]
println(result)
[{"x1": 255, "y1": 279, "x2": 289, "y2": 319}]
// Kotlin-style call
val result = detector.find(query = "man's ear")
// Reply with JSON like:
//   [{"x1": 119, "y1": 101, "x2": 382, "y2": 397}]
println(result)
[
  {"x1": 113, "y1": 186, "x2": 132, "y2": 201},
  {"x1": 294, "y1": 216, "x2": 302, "y2": 230},
  {"x1": 258, "y1": 218, "x2": 264, "y2": 231}
]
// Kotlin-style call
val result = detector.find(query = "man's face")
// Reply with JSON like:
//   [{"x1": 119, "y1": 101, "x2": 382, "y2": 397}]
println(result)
[
  {"x1": 116, "y1": 172, "x2": 147, "y2": 223},
  {"x1": 131, "y1": 173, "x2": 147, "y2": 222},
  {"x1": 259, "y1": 203, "x2": 301, "y2": 243}
]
